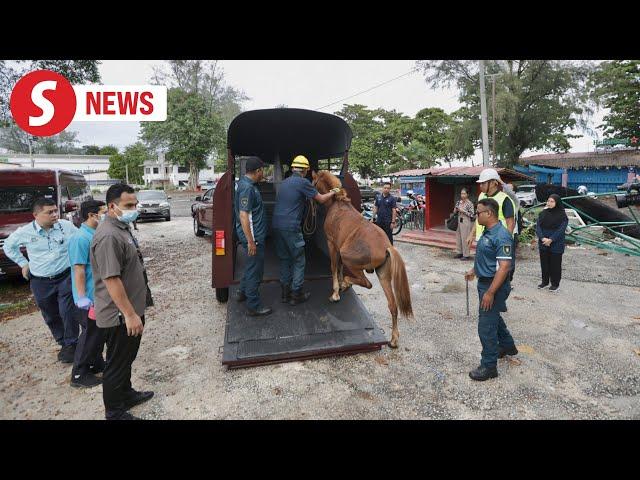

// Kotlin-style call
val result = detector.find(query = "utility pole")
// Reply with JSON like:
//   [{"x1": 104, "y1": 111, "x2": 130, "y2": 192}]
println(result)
[
  {"x1": 125, "y1": 163, "x2": 129, "y2": 184},
  {"x1": 479, "y1": 60, "x2": 490, "y2": 167},
  {"x1": 28, "y1": 135, "x2": 34, "y2": 168},
  {"x1": 492, "y1": 75, "x2": 496, "y2": 166}
]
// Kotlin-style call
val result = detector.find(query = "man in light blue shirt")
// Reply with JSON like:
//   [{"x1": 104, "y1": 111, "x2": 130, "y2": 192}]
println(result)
[
  {"x1": 69, "y1": 200, "x2": 107, "y2": 389},
  {"x1": 2, "y1": 197, "x2": 80, "y2": 363}
]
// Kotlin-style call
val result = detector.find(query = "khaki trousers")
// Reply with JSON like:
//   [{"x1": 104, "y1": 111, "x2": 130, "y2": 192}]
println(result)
[{"x1": 455, "y1": 214, "x2": 474, "y2": 257}]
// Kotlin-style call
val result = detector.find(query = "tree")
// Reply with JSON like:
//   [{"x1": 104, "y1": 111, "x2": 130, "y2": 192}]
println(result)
[
  {"x1": 140, "y1": 88, "x2": 223, "y2": 189},
  {"x1": 107, "y1": 142, "x2": 149, "y2": 184},
  {"x1": 83, "y1": 144, "x2": 119, "y2": 155},
  {"x1": 0, "y1": 124, "x2": 82, "y2": 154},
  {"x1": 0, "y1": 60, "x2": 101, "y2": 151},
  {"x1": 416, "y1": 60, "x2": 593, "y2": 167},
  {"x1": 589, "y1": 60, "x2": 640, "y2": 140}
]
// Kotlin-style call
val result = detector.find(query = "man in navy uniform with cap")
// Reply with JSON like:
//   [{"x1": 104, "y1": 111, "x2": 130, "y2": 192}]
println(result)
[
  {"x1": 464, "y1": 198, "x2": 518, "y2": 381},
  {"x1": 235, "y1": 156, "x2": 271, "y2": 316}
]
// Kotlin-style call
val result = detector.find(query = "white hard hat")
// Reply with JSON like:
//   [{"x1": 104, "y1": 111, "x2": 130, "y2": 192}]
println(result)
[
  {"x1": 407, "y1": 189, "x2": 414, "y2": 195},
  {"x1": 476, "y1": 168, "x2": 502, "y2": 183},
  {"x1": 577, "y1": 185, "x2": 588, "y2": 195}
]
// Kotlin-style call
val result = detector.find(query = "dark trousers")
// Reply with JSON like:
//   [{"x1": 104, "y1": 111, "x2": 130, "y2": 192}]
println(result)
[
  {"x1": 273, "y1": 229, "x2": 306, "y2": 291},
  {"x1": 509, "y1": 236, "x2": 518, "y2": 282},
  {"x1": 29, "y1": 271, "x2": 79, "y2": 347},
  {"x1": 102, "y1": 315, "x2": 145, "y2": 419},
  {"x1": 477, "y1": 279, "x2": 515, "y2": 369},
  {"x1": 238, "y1": 242, "x2": 265, "y2": 310},
  {"x1": 539, "y1": 249, "x2": 563, "y2": 287},
  {"x1": 375, "y1": 220, "x2": 394, "y2": 245},
  {"x1": 72, "y1": 308, "x2": 105, "y2": 377}
]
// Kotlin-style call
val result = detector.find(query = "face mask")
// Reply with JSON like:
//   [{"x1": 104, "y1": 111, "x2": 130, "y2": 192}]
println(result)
[
  {"x1": 99, "y1": 213, "x2": 106, "y2": 222},
  {"x1": 114, "y1": 205, "x2": 139, "y2": 224}
]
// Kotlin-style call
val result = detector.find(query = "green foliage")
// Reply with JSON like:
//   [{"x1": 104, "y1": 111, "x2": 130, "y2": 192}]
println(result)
[
  {"x1": 589, "y1": 60, "x2": 640, "y2": 139},
  {"x1": 334, "y1": 104, "x2": 474, "y2": 178},
  {"x1": 83, "y1": 144, "x2": 119, "y2": 156},
  {"x1": 416, "y1": 60, "x2": 593, "y2": 167},
  {"x1": 107, "y1": 142, "x2": 150, "y2": 184},
  {"x1": 1, "y1": 60, "x2": 101, "y2": 128},
  {"x1": 0, "y1": 123, "x2": 82, "y2": 154},
  {"x1": 140, "y1": 88, "x2": 223, "y2": 189}
]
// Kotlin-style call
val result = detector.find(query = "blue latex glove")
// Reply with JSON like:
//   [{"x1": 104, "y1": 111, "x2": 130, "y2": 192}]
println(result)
[{"x1": 76, "y1": 297, "x2": 92, "y2": 310}]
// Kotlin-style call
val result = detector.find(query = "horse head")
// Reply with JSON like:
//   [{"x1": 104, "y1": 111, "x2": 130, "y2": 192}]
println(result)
[{"x1": 312, "y1": 170, "x2": 350, "y2": 202}]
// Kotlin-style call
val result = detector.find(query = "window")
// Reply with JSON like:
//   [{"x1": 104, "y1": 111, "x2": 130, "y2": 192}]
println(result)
[
  {"x1": 165, "y1": 167, "x2": 170, "y2": 174},
  {"x1": 153, "y1": 167, "x2": 159, "y2": 174},
  {"x1": 145, "y1": 167, "x2": 150, "y2": 174},
  {"x1": 177, "y1": 166, "x2": 189, "y2": 173},
  {"x1": 0, "y1": 186, "x2": 56, "y2": 213}
]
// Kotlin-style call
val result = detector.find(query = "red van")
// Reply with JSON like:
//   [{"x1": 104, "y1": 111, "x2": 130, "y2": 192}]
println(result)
[{"x1": 0, "y1": 168, "x2": 91, "y2": 279}]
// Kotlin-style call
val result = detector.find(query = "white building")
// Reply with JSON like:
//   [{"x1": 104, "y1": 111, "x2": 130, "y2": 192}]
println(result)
[
  {"x1": 1, "y1": 153, "x2": 111, "y2": 173},
  {"x1": 143, "y1": 152, "x2": 218, "y2": 188}
]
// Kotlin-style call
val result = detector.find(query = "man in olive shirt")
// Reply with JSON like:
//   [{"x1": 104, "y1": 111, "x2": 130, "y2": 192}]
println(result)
[{"x1": 90, "y1": 183, "x2": 153, "y2": 420}]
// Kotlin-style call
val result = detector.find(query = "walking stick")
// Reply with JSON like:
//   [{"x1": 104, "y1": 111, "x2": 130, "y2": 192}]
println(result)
[{"x1": 465, "y1": 277, "x2": 469, "y2": 317}]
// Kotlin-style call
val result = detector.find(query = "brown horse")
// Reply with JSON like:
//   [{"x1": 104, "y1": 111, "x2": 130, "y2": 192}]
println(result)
[{"x1": 312, "y1": 170, "x2": 413, "y2": 348}]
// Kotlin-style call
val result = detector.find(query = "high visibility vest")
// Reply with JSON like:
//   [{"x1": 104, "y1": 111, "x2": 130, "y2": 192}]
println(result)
[{"x1": 475, "y1": 191, "x2": 515, "y2": 240}]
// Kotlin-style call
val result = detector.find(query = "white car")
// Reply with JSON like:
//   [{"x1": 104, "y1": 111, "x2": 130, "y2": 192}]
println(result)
[{"x1": 515, "y1": 184, "x2": 538, "y2": 207}]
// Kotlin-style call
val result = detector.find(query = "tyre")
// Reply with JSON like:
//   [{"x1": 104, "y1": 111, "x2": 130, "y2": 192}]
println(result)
[
  {"x1": 392, "y1": 217, "x2": 403, "y2": 235},
  {"x1": 216, "y1": 287, "x2": 229, "y2": 303},
  {"x1": 194, "y1": 217, "x2": 205, "y2": 237},
  {"x1": 165, "y1": 214, "x2": 171, "y2": 221}
]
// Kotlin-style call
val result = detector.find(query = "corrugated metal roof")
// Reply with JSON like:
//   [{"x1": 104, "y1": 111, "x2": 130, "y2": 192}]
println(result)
[
  {"x1": 520, "y1": 150, "x2": 640, "y2": 168},
  {"x1": 390, "y1": 166, "x2": 532, "y2": 180}
]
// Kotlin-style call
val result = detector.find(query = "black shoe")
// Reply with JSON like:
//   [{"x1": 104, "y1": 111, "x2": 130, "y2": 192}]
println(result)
[
  {"x1": 70, "y1": 373, "x2": 102, "y2": 388},
  {"x1": 289, "y1": 289, "x2": 311, "y2": 306},
  {"x1": 123, "y1": 390, "x2": 154, "y2": 410},
  {"x1": 460, "y1": 256, "x2": 471, "y2": 261},
  {"x1": 247, "y1": 306, "x2": 273, "y2": 316},
  {"x1": 469, "y1": 365, "x2": 498, "y2": 381},
  {"x1": 58, "y1": 345, "x2": 76, "y2": 364},
  {"x1": 107, "y1": 410, "x2": 141, "y2": 420},
  {"x1": 236, "y1": 291, "x2": 247, "y2": 303},
  {"x1": 549, "y1": 285, "x2": 559, "y2": 292},
  {"x1": 498, "y1": 345, "x2": 519, "y2": 359},
  {"x1": 538, "y1": 282, "x2": 549, "y2": 289},
  {"x1": 454, "y1": 253, "x2": 463, "y2": 259},
  {"x1": 281, "y1": 284, "x2": 291, "y2": 303}
]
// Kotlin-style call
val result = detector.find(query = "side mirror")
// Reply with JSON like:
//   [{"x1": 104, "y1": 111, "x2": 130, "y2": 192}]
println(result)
[
  {"x1": 167, "y1": 196, "x2": 172, "y2": 200},
  {"x1": 64, "y1": 200, "x2": 78, "y2": 213},
  {"x1": 195, "y1": 196, "x2": 202, "y2": 202}
]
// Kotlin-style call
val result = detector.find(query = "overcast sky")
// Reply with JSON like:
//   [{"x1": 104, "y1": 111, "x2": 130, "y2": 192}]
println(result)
[{"x1": 68, "y1": 60, "x2": 604, "y2": 165}]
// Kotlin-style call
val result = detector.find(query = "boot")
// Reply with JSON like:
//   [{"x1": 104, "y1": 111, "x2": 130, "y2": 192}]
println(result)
[
  {"x1": 289, "y1": 289, "x2": 311, "y2": 306},
  {"x1": 498, "y1": 345, "x2": 519, "y2": 358},
  {"x1": 281, "y1": 284, "x2": 291, "y2": 303},
  {"x1": 469, "y1": 365, "x2": 498, "y2": 381}
]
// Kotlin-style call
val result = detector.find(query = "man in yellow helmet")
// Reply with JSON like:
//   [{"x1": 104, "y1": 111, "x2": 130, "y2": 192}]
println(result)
[{"x1": 272, "y1": 155, "x2": 339, "y2": 305}]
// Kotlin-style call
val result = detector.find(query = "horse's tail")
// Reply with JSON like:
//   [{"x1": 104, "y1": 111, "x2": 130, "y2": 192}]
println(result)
[{"x1": 387, "y1": 246, "x2": 413, "y2": 319}]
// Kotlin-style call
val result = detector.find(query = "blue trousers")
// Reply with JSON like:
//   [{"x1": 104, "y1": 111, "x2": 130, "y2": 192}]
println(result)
[
  {"x1": 477, "y1": 279, "x2": 515, "y2": 369},
  {"x1": 72, "y1": 308, "x2": 105, "y2": 377},
  {"x1": 272, "y1": 229, "x2": 306, "y2": 291},
  {"x1": 30, "y1": 270, "x2": 79, "y2": 347},
  {"x1": 238, "y1": 241, "x2": 265, "y2": 310}
]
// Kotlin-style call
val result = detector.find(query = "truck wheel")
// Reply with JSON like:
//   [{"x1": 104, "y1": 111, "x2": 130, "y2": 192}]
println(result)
[
  {"x1": 194, "y1": 217, "x2": 205, "y2": 237},
  {"x1": 216, "y1": 287, "x2": 229, "y2": 303}
]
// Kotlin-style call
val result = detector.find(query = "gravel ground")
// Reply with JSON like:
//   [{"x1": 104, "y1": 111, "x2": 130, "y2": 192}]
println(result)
[{"x1": 1, "y1": 216, "x2": 639, "y2": 420}]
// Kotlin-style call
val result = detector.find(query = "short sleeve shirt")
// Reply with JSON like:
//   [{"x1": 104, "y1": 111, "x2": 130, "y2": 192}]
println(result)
[
  {"x1": 474, "y1": 222, "x2": 513, "y2": 278},
  {"x1": 272, "y1": 172, "x2": 319, "y2": 231},
  {"x1": 235, "y1": 175, "x2": 267, "y2": 243},
  {"x1": 68, "y1": 223, "x2": 96, "y2": 303},
  {"x1": 374, "y1": 193, "x2": 397, "y2": 223},
  {"x1": 90, "y1": 216, "x2": 147, "y2": 328}
]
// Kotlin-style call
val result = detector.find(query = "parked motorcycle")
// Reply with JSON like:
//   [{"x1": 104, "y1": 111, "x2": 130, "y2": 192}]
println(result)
[{"x1": 361, "y1": 202, "x2": 404, "y2": 235}]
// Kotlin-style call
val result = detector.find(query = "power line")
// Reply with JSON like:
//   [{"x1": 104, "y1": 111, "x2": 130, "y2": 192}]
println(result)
[{"x1": 315, "y1": 67, "x2": 419, "y2": 112}]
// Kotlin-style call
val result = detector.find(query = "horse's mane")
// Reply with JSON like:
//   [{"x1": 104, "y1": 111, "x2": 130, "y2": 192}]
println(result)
[{"x1": 317, "y1": 170, "x2": 350, "y2": 202}]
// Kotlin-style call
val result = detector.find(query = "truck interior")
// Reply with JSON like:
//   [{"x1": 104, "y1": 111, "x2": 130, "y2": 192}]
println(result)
[{"x1": 216, "y1": 108, "x2": 386, "y2": 368}]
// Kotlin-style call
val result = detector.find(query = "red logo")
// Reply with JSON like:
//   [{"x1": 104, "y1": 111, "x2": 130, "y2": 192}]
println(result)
[{"x1": 10, "y1": 70, "x2": 77, "y2": 137}]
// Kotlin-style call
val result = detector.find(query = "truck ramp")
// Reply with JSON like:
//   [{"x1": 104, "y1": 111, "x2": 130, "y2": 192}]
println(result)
[{"x1": 222, "y1": 279, "x2": 387, "y2": 368}]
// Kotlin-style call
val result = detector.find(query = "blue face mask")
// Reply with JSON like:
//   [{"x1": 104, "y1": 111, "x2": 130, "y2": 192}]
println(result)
[{"x1": 115, "y1": 205, "x2": 139, "y2": 224}]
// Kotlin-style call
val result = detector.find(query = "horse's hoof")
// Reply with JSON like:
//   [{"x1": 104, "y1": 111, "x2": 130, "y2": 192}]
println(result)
[
  {"x1": 339, "y1": 283, "x2": 351, "y2": 292},
  {"x1": 329, "y1": 295, "x2": 340, "y2": 303},
  {"x1": 389, "y1": 339, "x2": 399, "y2": 349}
]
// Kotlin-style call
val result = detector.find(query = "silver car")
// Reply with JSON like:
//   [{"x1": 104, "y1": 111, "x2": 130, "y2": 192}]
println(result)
[{"x1": 136, "y1": 190, "x2": 171, "y2": 221}]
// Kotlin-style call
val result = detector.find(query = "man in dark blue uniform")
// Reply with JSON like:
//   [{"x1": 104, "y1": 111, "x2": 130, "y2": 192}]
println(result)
[
  {"x1": 464, "y1": 198, "x2": 519, "y2": 381},
  {"x1": 272, "y1": 155, "x2": 339, "y2": 305},
  {"x1": 235, "y1": 156, "x2": 271, "y2": 316},
  {"x1": 371, "y1": 182, "x2": 397, "y2": 245}
]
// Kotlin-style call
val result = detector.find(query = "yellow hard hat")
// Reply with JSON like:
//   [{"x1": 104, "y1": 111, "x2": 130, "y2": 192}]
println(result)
[{"x1": 291, "y1": 155, "x2": 310, "y2": 169}]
